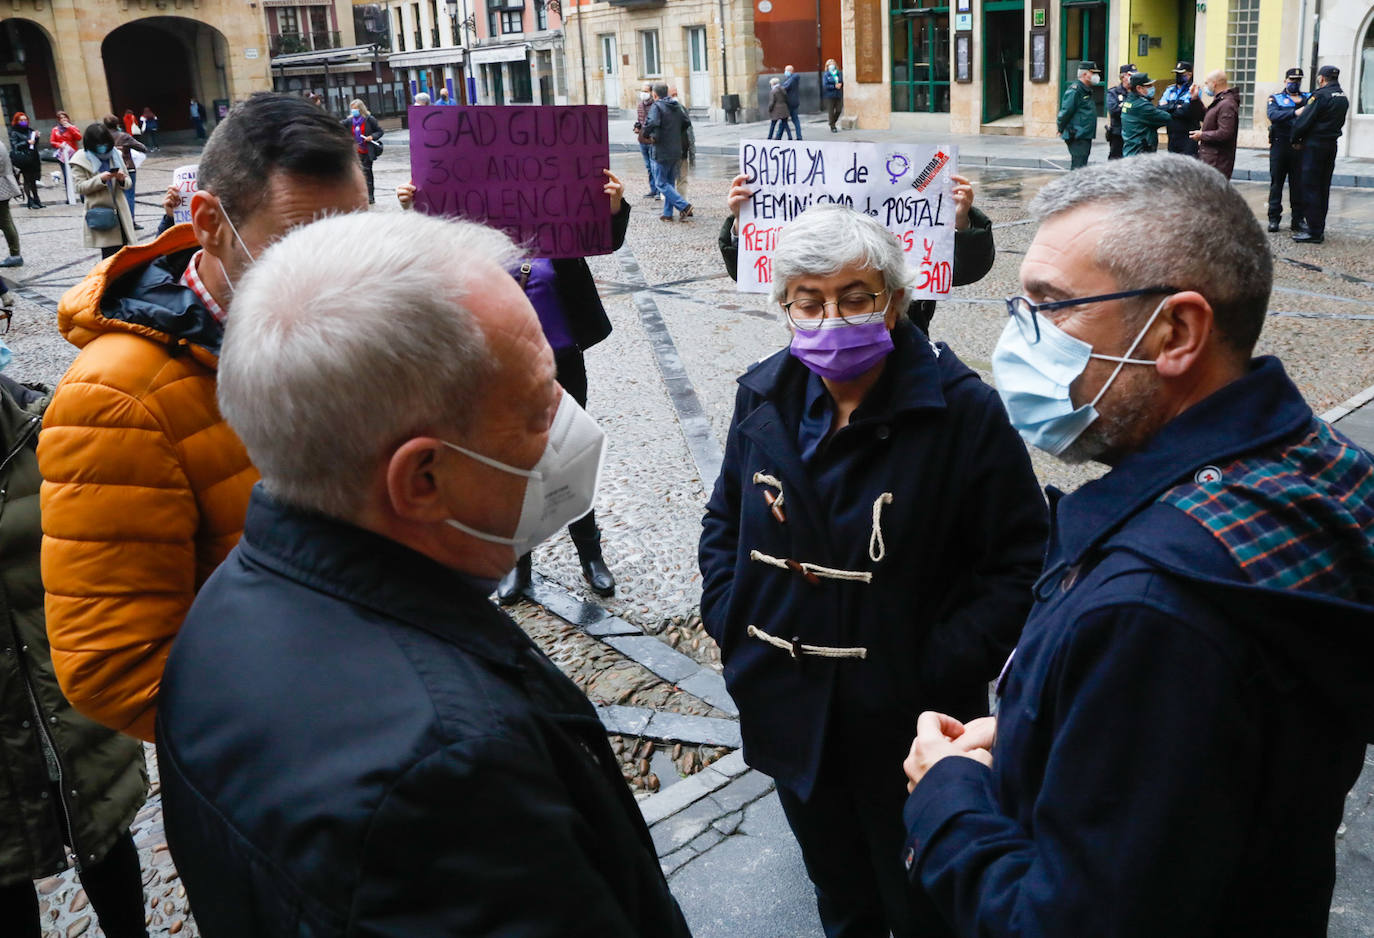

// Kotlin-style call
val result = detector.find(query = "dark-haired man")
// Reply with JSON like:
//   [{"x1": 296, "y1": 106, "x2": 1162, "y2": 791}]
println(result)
[
  {"x1": 1159, "y1": 60, "x2": 1204, "y2": 155},
  {"x1": 39, "y1": 93, "x2": 369, "y2": 740},
  {"x1": 1104, "y1": 63, "x2": 1135, "y2": 160},
  {"x1": 902, "y1": 153, "x2": 1374, "y2": 936},
  {"x1": 1292, "y1": 64, "x2": 1350, "y2": 244}
]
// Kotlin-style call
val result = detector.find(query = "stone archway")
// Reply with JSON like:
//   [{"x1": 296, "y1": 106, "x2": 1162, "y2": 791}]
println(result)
[
  {"x1": 102, "y1": 17, "x2": 229, "y2": 132},
  {"x1": 0, "y1": 18, "x2": 62, "y2": 121}
]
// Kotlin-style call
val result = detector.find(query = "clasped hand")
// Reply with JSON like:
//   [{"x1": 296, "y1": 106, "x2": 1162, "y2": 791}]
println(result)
[{"x1": 903, "y1": 712, "x2": 995, "y2": 793}]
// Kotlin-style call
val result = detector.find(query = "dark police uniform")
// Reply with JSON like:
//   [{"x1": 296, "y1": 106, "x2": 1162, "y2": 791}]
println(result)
[
  {"x1": 1057, "y1": 63, "x2": 1100, "y2": 169},
  {"x1": 1159, "y1": 61, "x2": 1204, "y2": 156},
  {"x1": 1292, "y1": 66, "x2": 1349, "y2": 243},
  {"x1": 1120, "y1": 76, "x2": 1170, "y2": 156},
  {"x1": 1104, "y1": 65, "x2": 1135, "y2": 160},
  {"x1": 1266, "y1": 68, "x2": 1309, "y2": 231}
]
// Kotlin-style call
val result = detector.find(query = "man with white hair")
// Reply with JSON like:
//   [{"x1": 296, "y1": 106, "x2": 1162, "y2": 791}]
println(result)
[
  {"x1": 700, "y1": 203, "x2": 1047, "y2": 937},
  {"x1": 1057, "y1": 60, "x2": 1102, "y2": 169},
  {"x1": 413, "y1": 90, "x2": 431, "y2": 105},
  {"x1": 154, "y1": 211, "x2": 692, "y2": 937},
  {"x1": 902, "y1": 153, "x2": 1374, "y2": 935}
]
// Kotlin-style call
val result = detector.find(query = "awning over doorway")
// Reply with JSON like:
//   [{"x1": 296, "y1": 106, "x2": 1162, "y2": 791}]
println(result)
[{"x1": 469, "y1": 44, "x2": 530, "y2": 66}]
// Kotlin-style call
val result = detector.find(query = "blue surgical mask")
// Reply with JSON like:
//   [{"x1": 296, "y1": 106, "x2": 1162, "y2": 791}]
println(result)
[
  {"x1": 350, "y1": 108, "x2": 360, "y2": 118},
  {"x1": 1285, "y1": 81, "x2": 1301, "y2": 94},
  {"x1": 1144, "y1": 87, "x2": 1156, "y2": 99},
  {"x1": 991, "y1": 298, "x2": 1165, "y2": 457},
  {"x1": 0, "y1": 339, "x2": 10, "y2": 373},
  {"x1": 94, "y1": 144, "x2": 112, "y2": 156}
]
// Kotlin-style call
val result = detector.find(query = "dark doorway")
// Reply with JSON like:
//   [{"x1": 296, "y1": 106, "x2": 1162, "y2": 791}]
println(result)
[
  {"x1": 982, "y1": 3, "x2": 1024, "y2": 122},
  {"x1": 0, "y1": 19, "x2": 61, "y2": 120},
  {"x1": 102, "y1": 18, "x2": 215, "y2": 132},
  {"x1": 1061, "y1": 1, "x2": 1108, "y2": 115}
]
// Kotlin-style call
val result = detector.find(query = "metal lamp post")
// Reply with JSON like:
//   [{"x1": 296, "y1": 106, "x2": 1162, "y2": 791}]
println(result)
[{"x1": 447, "y1": 0, "x2": 478, "y2": 103}]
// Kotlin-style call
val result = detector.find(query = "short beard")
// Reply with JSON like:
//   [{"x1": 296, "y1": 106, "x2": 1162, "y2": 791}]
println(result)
[{"x1": 1059, "y1": 367, "x2": 1162, "y2": 466}]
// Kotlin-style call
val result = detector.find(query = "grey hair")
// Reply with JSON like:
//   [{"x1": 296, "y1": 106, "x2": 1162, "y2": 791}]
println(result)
[
  {"x1": 218, "y1": 211, "x2": 523, "y2": 520},
  {"x1": 1028, "y1": 152, "x2": 1272, "y2": 355},
  {"x1": 653, "y1": 82, "x2": 670, "y2": 99},
  {"x1": 349, "y1": 98, "x2": 371, "y2": 116},
  {"x1": 413, "y1": 92, "x2": 431, "y2": 105},
  {"x1": 770, "y1": 77, "x2": 781, "y2": 86},
  {"x1": 769, "y1": 203, "x2": 917, "y2": 309}
]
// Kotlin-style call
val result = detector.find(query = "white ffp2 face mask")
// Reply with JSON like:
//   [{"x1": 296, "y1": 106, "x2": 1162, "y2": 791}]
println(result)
[{"x1": 443, "y1": 393, "x2": 606, "y2": 558}]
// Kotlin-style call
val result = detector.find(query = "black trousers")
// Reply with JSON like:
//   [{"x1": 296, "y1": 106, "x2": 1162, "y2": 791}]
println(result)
[
  {"x1": 359, "y1": 154, "x2": 375, "y2": 203},
  {"x1": 0, "y1": 829, "x2": 147, "y2": 938},
  {"x1": 774, "y1": 715, "x2": 951, "y2": 938},
  {"x1": 1167, "y1": 124, "x2": 1199, "y2": 156},
  {"x1": 1106, "y1": 130, "x2": 1123, "y2": 160},
  {"x1": 16, "y1": 160, "x2": 39, "y2": 204},
  {"x1": 553, "y1": 345, "x2": 597, "y2": 544},
  {"x1": 1066, "y1": 138, "x2": 1091, "y2": 169},
  {"x1": 1300, "y1": 143, "x2": 1337, "y2": 237},
  {"x1": 1268, "y1": 138, "x2": 1305, "y2": 224}
]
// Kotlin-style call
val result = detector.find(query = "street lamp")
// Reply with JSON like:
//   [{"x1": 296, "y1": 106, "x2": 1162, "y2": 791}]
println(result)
[{"x1": 446, "y1": 0, "x2": 478, "y2": 103}]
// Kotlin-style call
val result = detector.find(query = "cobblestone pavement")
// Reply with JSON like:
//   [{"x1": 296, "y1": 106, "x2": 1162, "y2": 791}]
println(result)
[{"x1": 4, "y1": 138, "x2": 1372, "y2": 937}]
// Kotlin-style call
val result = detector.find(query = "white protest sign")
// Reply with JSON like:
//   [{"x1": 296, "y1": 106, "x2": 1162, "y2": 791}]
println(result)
[
  {"x1": 172, "y1": 164, "x2": 197, "y2": 225},
  {"x1": 736, "y1": 140, "x2": 958, "y2": 298}
]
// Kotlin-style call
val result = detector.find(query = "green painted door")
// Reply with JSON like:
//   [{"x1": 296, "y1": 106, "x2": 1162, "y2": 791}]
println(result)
[
  {"x1": 891, "y1": 4, "x2": 952, "y2": 112},
  {"x1": 1060, "y1": 1, "x2": 1108, "y2": 116}
]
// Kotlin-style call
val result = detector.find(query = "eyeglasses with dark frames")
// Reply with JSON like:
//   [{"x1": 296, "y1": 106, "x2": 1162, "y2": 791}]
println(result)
[
  {"x1": 1006, "y1": 286, "x2": 1181, "y2": 344},
  {"x1": 781, "y1": 289, "x2": 888, "y2": 330}
]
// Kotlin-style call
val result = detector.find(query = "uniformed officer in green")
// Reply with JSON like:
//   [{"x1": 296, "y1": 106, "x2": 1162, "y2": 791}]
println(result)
[
  {"x1": 1058, "y1": 61, "x2": 1101, "y2": 169},
  {"x1": 1121, "y1": 72, "x2": 1170, "y2": 156}
]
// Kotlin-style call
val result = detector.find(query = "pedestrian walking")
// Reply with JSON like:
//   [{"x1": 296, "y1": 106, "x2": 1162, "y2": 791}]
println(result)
[
  {"x1": 0, "y1": 362, "x2": 151, "y2": 938},
  {"x1": 140, "y1": 107, "x2": 159, "y2": 150},
  {"x1": 49, "y1": 111, "x2": 81, "y2": 204},
  {"x1": 667, "y1": 85, "x2": 693, "y2": 195},
  {"x1": 1120, "y1": 72, "x2": 1169, "y2": 156},
  {"x1": 903, "y1": 152, "x2": 1374, "y2": 938},
  {"x1": 781, "y1": 64, "x2": 803, "y2": 140},
  {"x1": 343, "y1": 98, "x2": 383, "y2": 204},
  {"x1": 644, "y1": 83, "x2": 693, "y2": 222},
  {"x1": 1104, "y1": 63, "x2": 1135, "y2": 159},
  {"x1": 0, "y1": 141, "x2": 24, "y2": 267},
  {"x1": 37, "y1": 93, "x2": 367, "y2": 741},
  {"x1": 68, "y1": 123, "x2": 134, "y2": 260},
  {"x1": 1265, "y1": 68, "x2": 1308, "y2": 232},
  {"x1": 767, "y1": 77, "x2": 792, "y2": 140},
  {"x1": 822, "y1": 58, "x2": 843, "y2": 132},
  {"x1": 700, "y1": 204, "x2": 1047, "y2": 938},
  {"x1": 103, "y1": 114, "x2": 147, "y2": 229},
  {"x1": 1159, "y1": 60, "x2": 1204, "y2": 155},
  {"x1": 155, "y1": 209, "x2": 693, "y2": 938},
  {"x1": 1190, "y1": 70, "x2": 1239, "y2": 179},
  {"x1": 8, "y1": 113, "x2": 40, "y2": 209},
  {"x1": 634, "y1": 82, "x2": 660, "y2": 199},
  {"x1": 396, "y1": 170, "x2": 629, "y2": 601},
  {"x1": 121, "y1": 109, "x2": 139, "y2": 139},
  {"x1": 1057, "y1": 60, "x2": 1101, "y2": 169},
  {"x1": 1291, "y1": 64, "x2": 1349, "y2": 244},
  {"x1": 189, "y1": 97, "x2": 206, "y2": 140},
  {"x1": 719, "y1": 173, "x2": 994, "y2": 335}
]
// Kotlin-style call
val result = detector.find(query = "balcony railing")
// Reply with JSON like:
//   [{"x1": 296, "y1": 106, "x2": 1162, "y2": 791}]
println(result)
[
  {"x1": 414, "y1": 30, "x2": 423, "y2": 49},
  {"x1": 271, "y1": 31, "x2": 343, "y2": 56}
]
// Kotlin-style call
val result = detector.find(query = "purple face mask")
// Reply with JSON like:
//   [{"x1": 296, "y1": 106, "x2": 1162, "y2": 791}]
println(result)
[{"x1": 789, "y1": 317, "x2": 894, "y2": 381}]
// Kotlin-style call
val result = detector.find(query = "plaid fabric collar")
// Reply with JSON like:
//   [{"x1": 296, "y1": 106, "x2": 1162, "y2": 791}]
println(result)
[{"x1": 178, "y1": 250, "x2": 226, "y2": 324}]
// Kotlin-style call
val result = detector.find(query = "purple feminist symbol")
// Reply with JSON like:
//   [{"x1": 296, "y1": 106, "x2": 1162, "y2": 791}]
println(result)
[{"x1": 886, "y1": 153, "x2": 910, "y2": 185}]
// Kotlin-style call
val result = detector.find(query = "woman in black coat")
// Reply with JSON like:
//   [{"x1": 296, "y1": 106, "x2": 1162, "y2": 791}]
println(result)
[
  {"x1": 699, "y1": 203, "x2": 1047, "y2": 938},
  {"x1": 8, "y1": 113, "x2": 41, "y2": 209},
  {"x1": 343, "y1": 99, "x2": 383, "y2": 203},
  {"x1": 395, "y1": 171, "x2": 629, "y2": 602}
]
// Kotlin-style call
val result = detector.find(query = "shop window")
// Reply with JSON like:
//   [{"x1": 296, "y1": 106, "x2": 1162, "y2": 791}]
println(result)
[
  {"x1": 1224, "y1": 0, "x2": 1260, "y2": 127},
  {"x1": 890, "y1": 0, "x2": 950, "y2": 113}
]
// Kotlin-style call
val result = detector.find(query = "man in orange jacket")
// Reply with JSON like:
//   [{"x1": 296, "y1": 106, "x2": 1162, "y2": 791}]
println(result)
[{"x1": 38, "y1": 93, "x2": 370, "y2": 740}]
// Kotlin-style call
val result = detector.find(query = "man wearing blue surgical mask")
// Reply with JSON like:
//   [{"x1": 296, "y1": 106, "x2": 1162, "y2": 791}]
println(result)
[
  {"x1": 38, "y1": 93, "x2": 369, "y2": 741},
  {"x1": 901, "y1": 153, "x2": 1374, "y2": 935},
  {"x1": 1266, "y1": 66, "x2": 1310, "y2": 232}
]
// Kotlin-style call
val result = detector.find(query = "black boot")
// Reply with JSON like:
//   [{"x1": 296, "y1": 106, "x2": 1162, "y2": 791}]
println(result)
[
  {"x1": 496, "y1": 553, "x2": 532, "y2": 605},
  {"x1": 1267, "y1": 218, "x2": 1281, "y2": 232},
  {"x1": 570, "y1": 526, "x2": 615, "y2": 597}
]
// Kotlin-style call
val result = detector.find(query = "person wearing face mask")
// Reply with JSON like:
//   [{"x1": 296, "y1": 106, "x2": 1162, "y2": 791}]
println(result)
[
  {"x1": 700, "y1": 204, "x2": 1047, "y2": 938},
  {"x1": 1057, "y1": 61, "x2": 1102, "y2": 169},
  {"x1": 634, "y1": 81, "x2": 660, "y2": 199},
  {"x1": 1265, "y1": 67, "x2": 1309, "y2": 232},
  {"x1": 9, "y1": 113, "x2": 41, "y2": 209},
  {"x1": 37, "y1": 93, "x2": 369, "y2": 741},
  {"x1": 68, "y1": 123, "x2": 134, "y2": 259},
  {"x1": 902, "y1": 153, "x2": 1374, "y2": 937},
  {"x1": 154, "y1": 210, "x2": 693, "y2": 938},
  {"x1": 1291, "y1": 64, "x2": 1350, "y2": 244},
  {"x1": 1158, "y1": 60, "x2": 1204, "y2": 155},
  {"x1": 1103, "y1": 63, "x2": 1135, "y2": 160},
  {"x1": 1189, "y1": 69, "x2": 1239, "y2": 179},
  {"x1": 1120, "y1": 72, "x2": 1170, "y2": 156},
  {"x1": 341, "y1": 98, "x2": 383, "y2": 204}
]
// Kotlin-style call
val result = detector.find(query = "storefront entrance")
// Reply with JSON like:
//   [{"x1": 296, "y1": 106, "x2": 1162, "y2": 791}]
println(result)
[
  {"x1": 982, "y1": 0, "x2": 1024, "y2": 122},
  {"x1": 891, "y1": 1, "x2": 951, "y2": 113},
  {"x1": 1061, "y1": 0, "x2": 1107, "y2": 115}
]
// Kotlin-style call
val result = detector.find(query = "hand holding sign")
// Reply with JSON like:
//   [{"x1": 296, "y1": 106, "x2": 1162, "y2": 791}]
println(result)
[
  {"x1": 408, "y1": 105, "x2": 614, "y2": 258},
  {"x1": 735, "y1": 140, "x2": 959, "y2": 298}
]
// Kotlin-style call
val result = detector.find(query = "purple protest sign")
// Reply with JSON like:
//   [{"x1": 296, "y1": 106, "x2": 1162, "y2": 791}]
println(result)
[{"x1": 409, "y1": 105, "x2": 613, "y2": 257}]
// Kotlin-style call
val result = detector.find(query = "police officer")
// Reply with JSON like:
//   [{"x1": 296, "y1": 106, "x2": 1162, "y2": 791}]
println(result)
[
  {"x1": 1121, "y1": 72, "x2": 1170, "y2": 156},
  {"x1": 1266, "y1": 67, "x2": 1309, "y2": 232},
  {"x1": 1105, "y1": 63, "x2": 1136, "y2": 160},
  {"x1": 1058, "y1": 61, "x2": 1101, "y2": 169},
  {"x1": 1292, "y1": 64, "x2": 1349, "y2": 244},
  {"x1": 1159, "y1": 60, "x2": 1204, "y2": 155}
]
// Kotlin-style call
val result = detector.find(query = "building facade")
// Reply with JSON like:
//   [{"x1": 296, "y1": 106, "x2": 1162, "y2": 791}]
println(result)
[
  {"x1": 0, "y1": 0, "x2": 272, "y2": 132},
  {"x1": 268, "y1": 1, "x2": 407, "y2": 116},
  {"x1": 469, "y1": 0, "x2": 568, "y2": 105}
]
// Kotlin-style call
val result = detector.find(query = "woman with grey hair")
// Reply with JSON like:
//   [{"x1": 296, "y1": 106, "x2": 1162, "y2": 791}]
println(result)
[{"x1": 699, "y1": 204, "x2": 1047, "y2": 938}]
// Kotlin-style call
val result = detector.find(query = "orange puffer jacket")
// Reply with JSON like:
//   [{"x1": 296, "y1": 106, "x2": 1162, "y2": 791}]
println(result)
[{"x1": 38, "y1": 224, "x2": 258, "y2": 741}]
